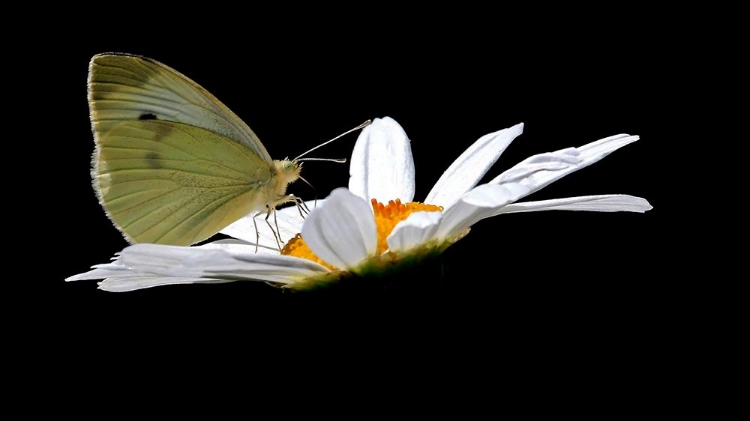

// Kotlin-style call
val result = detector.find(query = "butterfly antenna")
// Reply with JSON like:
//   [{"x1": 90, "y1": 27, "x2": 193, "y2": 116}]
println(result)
[
  {"x1": 297, "y1": 157, "x2": 347, "y2": 163},
  {"x1": 297, "y1": 176, "x2": 316, "y2": 215},
  {"x1": 294, "y1": 120, "x2": 371, "y2": 161}
]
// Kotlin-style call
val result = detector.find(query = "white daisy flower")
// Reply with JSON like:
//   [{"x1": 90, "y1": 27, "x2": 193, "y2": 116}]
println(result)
[{"x1": 67, "y1": 117, "x2": 651, "y2": 292}]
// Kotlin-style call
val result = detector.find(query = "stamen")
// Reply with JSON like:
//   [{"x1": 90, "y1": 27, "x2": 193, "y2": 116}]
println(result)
[
  {"x1": 281, "y1": 198, "x2": 443, "y2": 269},
  {"x1": 370, "y1": 199, "x2": 443, "y2": 254},
  {"x1": 281, "y1": 233, "x2": 336, "y2": 270}
]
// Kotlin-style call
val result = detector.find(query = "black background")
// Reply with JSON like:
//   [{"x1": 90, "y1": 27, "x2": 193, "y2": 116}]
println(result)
[{"x1": 24, "y1": 10, "x2": 675, "y2": 393}]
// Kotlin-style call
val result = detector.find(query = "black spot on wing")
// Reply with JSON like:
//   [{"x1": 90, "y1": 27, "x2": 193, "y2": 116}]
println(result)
[
  {"x1": 145, "y1": 152, "x2": 162, "y2": 169},
  {"x1": 139, "y1": 113, "x2": 158, "y2": 120}
]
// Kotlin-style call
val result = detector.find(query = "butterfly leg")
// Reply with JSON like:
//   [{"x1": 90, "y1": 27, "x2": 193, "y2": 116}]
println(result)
[
  {"x1": 272, "y1": 208, "x2": 284, "y2": 246},
  {"x1": 264, "y1": 205, "x2": 283, "y2": 250},
  {"x1": 287, "y1": 194, "x2": 310, "y2": 219},
  {"x1": 252, "y1": 215, "x2": 260, "y2": 253},
  {"x1": 297, "y1": 196, "x2": 311, "y2": 216},
  {"x1": 276, "y1": 193, "x2": 308, "y2": 219}
]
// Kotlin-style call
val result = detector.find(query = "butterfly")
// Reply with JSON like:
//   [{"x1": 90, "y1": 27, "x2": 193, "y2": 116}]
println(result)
[{"x1": 87, "y1": 53, "x2": 305, "y2": 246}]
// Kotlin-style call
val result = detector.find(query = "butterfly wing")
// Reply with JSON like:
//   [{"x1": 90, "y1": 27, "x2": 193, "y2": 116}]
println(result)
[
  {"x1": 95, "y1": 119, "x2": 276, "y2": 246},
  {"x1": 88, "y1": 53, "x2": 273, "y2": 163}
]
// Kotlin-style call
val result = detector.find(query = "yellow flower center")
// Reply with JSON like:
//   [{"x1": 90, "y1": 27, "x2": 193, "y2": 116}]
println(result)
[
  {"x1": 280, "y1": 198, "x2": 443, "y2": 270},
  {"x1": 370, "y1": 199, "x2": 443, "y2": 253}
]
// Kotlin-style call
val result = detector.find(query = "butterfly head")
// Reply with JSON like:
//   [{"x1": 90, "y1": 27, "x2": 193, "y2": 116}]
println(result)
[{"x1": 275, "y1": 159, "x2": 302, "y2": 186}]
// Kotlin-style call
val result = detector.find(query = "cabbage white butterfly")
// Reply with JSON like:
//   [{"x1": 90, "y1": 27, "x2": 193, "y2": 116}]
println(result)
[{"x1": 88, "y1": 53, "x2": 340, "y2": 246}]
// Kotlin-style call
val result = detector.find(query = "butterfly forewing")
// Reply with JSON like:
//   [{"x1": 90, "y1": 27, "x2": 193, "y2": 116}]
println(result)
[{"x1": 88, "y1": 53, "x2": 273, "y2": 163}]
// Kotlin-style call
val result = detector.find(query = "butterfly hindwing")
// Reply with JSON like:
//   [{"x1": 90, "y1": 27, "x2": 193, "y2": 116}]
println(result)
[{"x1": 95, "y1": 119, "x2": 275, "y2": 246}]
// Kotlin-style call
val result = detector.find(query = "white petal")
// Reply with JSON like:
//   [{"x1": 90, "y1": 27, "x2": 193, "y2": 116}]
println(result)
[
  {"x1": 579, "y1": 134, "x2": 640, "y2": 161},
  {"x1": 219, "y1": 202, "x2": 309, "y2": 252},
  {"x1": 436, "y1": 183, "x2": 531, "y2": 240},
  {"x1": 301, "y1": 188, "x2": 377, "y2": 270},
  {"x1": 493, "y1": 148, "x2": 581, "y2": 184},
  {"x1": 496, "y1": 195, "x2": 652, "y2": 214},
  {"x1": 433, "y1": 133, "x2": 645, "y2": 240},
  {"x1": 349, "y1": 116, "x2": 415, "y2": 202},
  {"x1": 426, "y1": 123, "x2": 524, "y2": 208},
  {"x1": 118, "y1": 244, "x2": 326, "y2": 279},
  {"x1": 387, "y1": 211, "x2": 442, "y2": 252},
  {"x1": 490, "y1": 134, "x2": 639, "y2": 196},
  {"x1": 66, "y1": 264, "x2": 133, "y2": 282},
  {"x1": 98, "y1": 277, "x2": 230, "y2": 293},
  {"x1": 66, "y1": 243, "x2": 329, "y2": 292}
]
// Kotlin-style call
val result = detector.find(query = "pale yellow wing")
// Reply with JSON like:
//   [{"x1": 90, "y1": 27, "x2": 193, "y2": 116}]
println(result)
[
  {"x1": 95, "y1": 120, "x2": 276, "y2": 246},
  {"x1": 88, "y1": 53, "x2": 273, "y2": 163}
]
